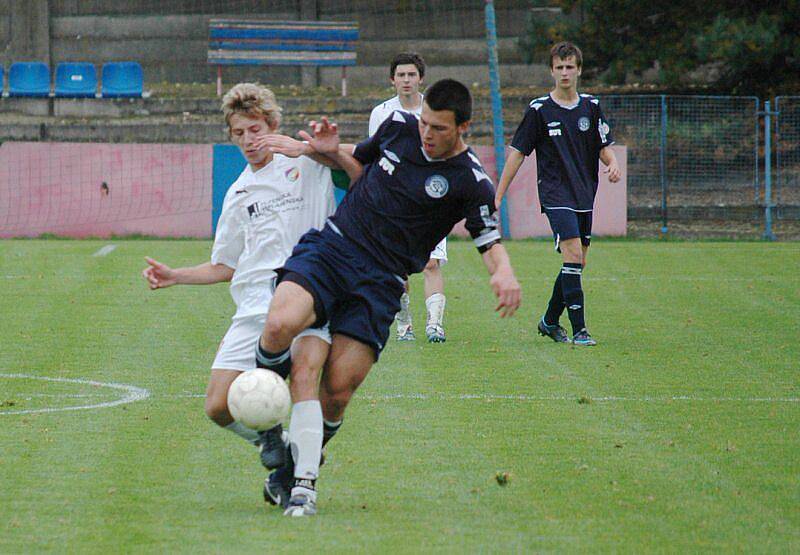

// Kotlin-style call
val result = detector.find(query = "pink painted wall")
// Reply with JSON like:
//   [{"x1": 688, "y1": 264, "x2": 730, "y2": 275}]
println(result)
[
  {"x1": 0, "y1": 142, "x2": 212, "y2": 238},
  {"x1": 0, "y1": 142, "x2": 625, "y2": 240},
  {"x1": 452, "y1": 145, "x2": 627, "y2": 238}
]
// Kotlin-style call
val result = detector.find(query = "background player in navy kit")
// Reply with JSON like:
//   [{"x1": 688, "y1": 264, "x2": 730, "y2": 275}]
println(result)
[
  {"x1": 495, "y1": 42, "x2": 620, "y2": 346},
  {"x1": 257, "y1": 79, "x2": 521, "y2": 515}
]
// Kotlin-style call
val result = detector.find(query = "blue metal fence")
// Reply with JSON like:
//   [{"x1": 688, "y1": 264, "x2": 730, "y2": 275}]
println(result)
[
  {"x1": 597, "y1": 94, "x2": 771, "y2": 236},
  {"x1": 775, "y1": 96, "x2": 800, "y2": 218}
]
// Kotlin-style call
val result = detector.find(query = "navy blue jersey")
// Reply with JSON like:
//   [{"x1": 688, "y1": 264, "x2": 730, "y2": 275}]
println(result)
[
  {"x1": 330, "y1": 111, "x2": 500, "y2": 277},
  {"x1": 510, "y1": 94, "x2": 613, "y2": 212}
]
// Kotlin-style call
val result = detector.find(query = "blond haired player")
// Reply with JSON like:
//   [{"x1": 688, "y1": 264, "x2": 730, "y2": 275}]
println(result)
[{"x1": 142, "y1": 83, "x2": 342, "y2": 511}]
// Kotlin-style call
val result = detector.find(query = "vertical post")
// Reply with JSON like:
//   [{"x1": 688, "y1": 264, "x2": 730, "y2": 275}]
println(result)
[
  {"x1": 484, "y1": 0, "x2": 510, "y2": 238},
  {"x1": 659, "y1": 94, "x2": 668, "y2": 235},
  {"x1": 754, "y1": 97, "x2": 760, "y2": 203},
  {"x1": 341, "y1": 66, "x2": 347, "y2": 97},
  {"x1": 217, "y1": 65, "x2": 222, "y2": 97},
  {"x1": 763, "y1": 100, "x2": 776, "y2": 240}
]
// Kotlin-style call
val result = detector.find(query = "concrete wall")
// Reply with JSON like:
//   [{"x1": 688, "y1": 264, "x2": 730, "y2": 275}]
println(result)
[
  {"x1": 0, "y1": 142, "x2": 212, "y2": 238},
  {"x1": 3, "y1": 0, "x2": 559, "y2": 89},
  {"x1": 0, "y1": 142, "x2": 626, "y2": 239}
]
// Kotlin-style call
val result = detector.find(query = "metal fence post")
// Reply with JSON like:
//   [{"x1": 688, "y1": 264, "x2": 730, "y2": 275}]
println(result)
[
  {"x1": 763, "y1": 100, "x2": 776, "y2": 240},
  {"x1": 484, "y1": 0, "x2": 510, "y2": 238},
  {"x1": 660, "y1": 95, "x2": 668, "y2": 235}
]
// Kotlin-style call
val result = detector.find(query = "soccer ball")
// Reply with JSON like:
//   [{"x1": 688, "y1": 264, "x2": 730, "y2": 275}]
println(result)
[{"x1": 227, "y1": 369, "x2": 291, "y2": 431}]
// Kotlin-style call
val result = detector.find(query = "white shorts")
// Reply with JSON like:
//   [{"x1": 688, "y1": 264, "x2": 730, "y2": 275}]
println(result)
[
  {"x1": 212, "y1": 313, "x2": 331, "y2": 372},
  {"x1": 429, "y1": 238, "x2": 447, "y2": 265}
]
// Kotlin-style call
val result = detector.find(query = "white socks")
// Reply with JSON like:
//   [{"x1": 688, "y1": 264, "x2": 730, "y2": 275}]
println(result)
[
  {"x1": 224, "y1": 421, "x2": 260, "y2": 445},
  {"x1": 425, "y1": 293, "x2": 446, "y2": 328},
  {"x1": 288, "y1": 400, "x2": 323, "y2": 498},
  {"x1": 396, "y1": 291, "x2": 412, "y2": 326}
]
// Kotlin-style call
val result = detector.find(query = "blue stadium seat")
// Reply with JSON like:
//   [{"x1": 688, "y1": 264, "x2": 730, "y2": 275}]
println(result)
[
  {"x1": 101, "y1": 62, "x2": 143, "y2": 98},
  {"x1": 55, "y1": 62, "x2": 98, "y2": 98},
  {"x1": 9, "y1": 62, "x2": 50, "y2": 97}
]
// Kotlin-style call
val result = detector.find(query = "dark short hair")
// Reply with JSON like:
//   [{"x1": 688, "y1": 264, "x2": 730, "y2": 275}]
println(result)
[
  {"x1": 424, "y1": 79, "x2": 472, "y2": 125},
  {"x1": 390, "y1": 52, "x2": 426, "y2": 79},
  {"x1": 549, "y1": 41, "x2": 583, "y2": 68}
]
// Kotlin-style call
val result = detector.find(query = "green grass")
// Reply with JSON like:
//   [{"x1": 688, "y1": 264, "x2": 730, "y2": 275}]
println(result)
[{"x1": 1, "y1": 239, "x2": 798, "y2": 552}]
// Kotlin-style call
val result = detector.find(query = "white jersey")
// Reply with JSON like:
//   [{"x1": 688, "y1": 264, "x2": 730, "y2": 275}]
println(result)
[
  {"x1": 211, "y1": 154, "x2": 335, "y2": 318},
  {"x1": 368, "y1": 93, "x2": 423, "y2": 136}
]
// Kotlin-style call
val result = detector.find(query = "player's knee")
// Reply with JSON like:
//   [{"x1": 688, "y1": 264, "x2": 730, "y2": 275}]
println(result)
[
  {"x1": 204, "y1": 395, "x2": 231, "y2": 426},
  {"x1": 262, "y1": 314, "x2": 295, "y2": 349},
  {"x1": 423, "y1": 258, "x2": 440, "y2": 274}
]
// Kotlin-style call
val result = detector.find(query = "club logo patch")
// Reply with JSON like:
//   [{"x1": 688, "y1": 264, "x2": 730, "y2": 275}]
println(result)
[
  {"x1": 285, "y1": 167, "x2": 300, "y2": 182},
  {"x1": 425, "y1": 175, "x2": 449, "y2": 198},
  {"x1": 578, "y1": 117, "x2": 591, "y2": 132}
]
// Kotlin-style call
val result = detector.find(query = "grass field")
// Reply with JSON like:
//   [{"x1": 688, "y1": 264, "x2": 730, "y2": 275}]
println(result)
[{"x1": 1, "y1": 239, "x2": 798, "y2": 552}]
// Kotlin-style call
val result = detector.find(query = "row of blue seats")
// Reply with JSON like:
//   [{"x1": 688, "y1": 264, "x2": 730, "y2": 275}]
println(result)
[{"x1": 1, "y1": 61, "x2": 143, "y2": 98}]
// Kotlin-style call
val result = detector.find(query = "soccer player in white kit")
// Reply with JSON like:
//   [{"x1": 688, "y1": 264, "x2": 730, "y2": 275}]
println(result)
[
  {"x1": 142, "y1": 83, "x2": 339, "y2": 511},
  {"x1": 368, "y1": 52, "x2": 448, "y2": 343}
]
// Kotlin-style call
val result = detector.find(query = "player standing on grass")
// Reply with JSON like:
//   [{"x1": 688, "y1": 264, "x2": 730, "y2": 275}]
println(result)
[
  {"x1": 368, "y1": 52, "x2": 448, "y2": 343},
  {"x1": 495, "y1": 42, "x2": 620, "y2": 346},
  {"x1": 256, "y1": 79, "x2": 521, "y2": 516},
  {"x1": 141, "y1": 83, "x2": 342, "y2": 508}
]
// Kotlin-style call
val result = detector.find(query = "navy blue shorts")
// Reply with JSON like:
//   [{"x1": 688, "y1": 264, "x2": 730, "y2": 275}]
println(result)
[
  {"x1": 278, "y1": 223, "x2": 405, "y2": 360},
  {"x1": 544, "y1": 208, "x2": 593, "y2": 250}
]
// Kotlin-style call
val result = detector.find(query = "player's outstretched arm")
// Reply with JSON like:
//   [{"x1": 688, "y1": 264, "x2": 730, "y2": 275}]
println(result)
[
  {"x1": 252, "y1": 133, "x2": 344, "y2": 170},
  {"x1": 480, "y1": 244, "x2": 521, "y2": 318},
  {"x1": 299, "y1": 118, "x2": 364, "y2": 182},
  {"x1": 495, "y1": 149, "x2": 526, "y2": 209},
  {"x1": 600, "y1": 146, "x2": 621, "y2": 183},
  {"x1": 141, "y1": 257, "x2": 234, "y2": 290}
]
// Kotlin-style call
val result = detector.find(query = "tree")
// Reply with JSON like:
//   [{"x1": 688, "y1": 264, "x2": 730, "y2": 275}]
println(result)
[{"x1": 518, "y1": 1, "x2": 800, "y2": 95}]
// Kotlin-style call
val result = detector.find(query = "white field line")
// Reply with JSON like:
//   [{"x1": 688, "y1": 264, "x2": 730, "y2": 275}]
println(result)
[
  {"x1": 2, "y1": 275, "x2": 798, "y2": 283},
  {"x1": 92, "y1": 244, "x2": 117, "y2": 257},
  {"x1": 0, "y1": 373, "x2": 150, "y2": 415},
  {"x1": 172, "y1": 392, "x2": 800, "y2": 403}
]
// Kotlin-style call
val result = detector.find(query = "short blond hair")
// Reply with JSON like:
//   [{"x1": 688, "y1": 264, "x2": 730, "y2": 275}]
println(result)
[{"x1": 222, "y1": 83, "x2": 282, "y2": 130}]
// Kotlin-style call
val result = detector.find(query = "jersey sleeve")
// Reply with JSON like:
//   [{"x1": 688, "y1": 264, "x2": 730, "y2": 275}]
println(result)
[
  {"x1": 299, "y1": 155, "x2": 334, "y2": 198},
  {"x1": 368, "y1": 104, "x2": 387, "y2": 137},
  {"x1": 210, "y1": 194, "x2": 243, "y2": 270},
  {"x1": 353, "y1": 110, "x2": 406, "y2": 165},
  {"x1": 595, "y1": 101, "x2": 614, "y2": 147},
  {"x1": 510, "y1": 104, "x2": 541, "y2": 156},
  {"x1": 462, "y1": 168, "x2": 502, "y2": 252}
]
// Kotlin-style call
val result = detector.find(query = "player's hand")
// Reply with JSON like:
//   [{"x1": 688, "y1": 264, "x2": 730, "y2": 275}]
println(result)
[
  {"x1": 142, "y1": 257, "x2": 178, "y2": 289},
  {"x1": 604, "y1": 159, "x2": 621, "y2": 183},
  {"x1": 252, "y1": 134, "x2": 309, "y2": 158},
  {"x1": 299, "y1": 117, "x2": 340, "y2": 155},
  {"x1": 490, "y1": 267, "x2": 521, "y2": 318}
]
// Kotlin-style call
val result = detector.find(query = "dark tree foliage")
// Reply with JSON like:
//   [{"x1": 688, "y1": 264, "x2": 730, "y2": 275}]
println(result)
[{"x1": 518, "y1": 1, "x2": 800, "y2": 95}]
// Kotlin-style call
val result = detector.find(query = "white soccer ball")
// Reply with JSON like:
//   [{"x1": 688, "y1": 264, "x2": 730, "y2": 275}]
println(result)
[{"x1": 227, "y1": 369, "x2": 291, "y2": 431}]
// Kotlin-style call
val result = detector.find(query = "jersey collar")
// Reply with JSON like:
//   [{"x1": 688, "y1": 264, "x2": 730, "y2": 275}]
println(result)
[{"x1": 548, "y1": 92, "x2": 581, "y2": 110}]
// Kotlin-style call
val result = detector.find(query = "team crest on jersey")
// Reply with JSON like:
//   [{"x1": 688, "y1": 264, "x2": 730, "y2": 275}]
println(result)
[
  {"x1": 578, "y1": 117, "x2": 591, "y2": 132},
  {"x1": 284, "y1": 167, "x2": 300, "y2": 182},
  {"x1": 425, "y1": 175, "x2": 449, "y2": 198},
  {"x1": 384, "y1": 149, "x2": 400, "y2": 163}
]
